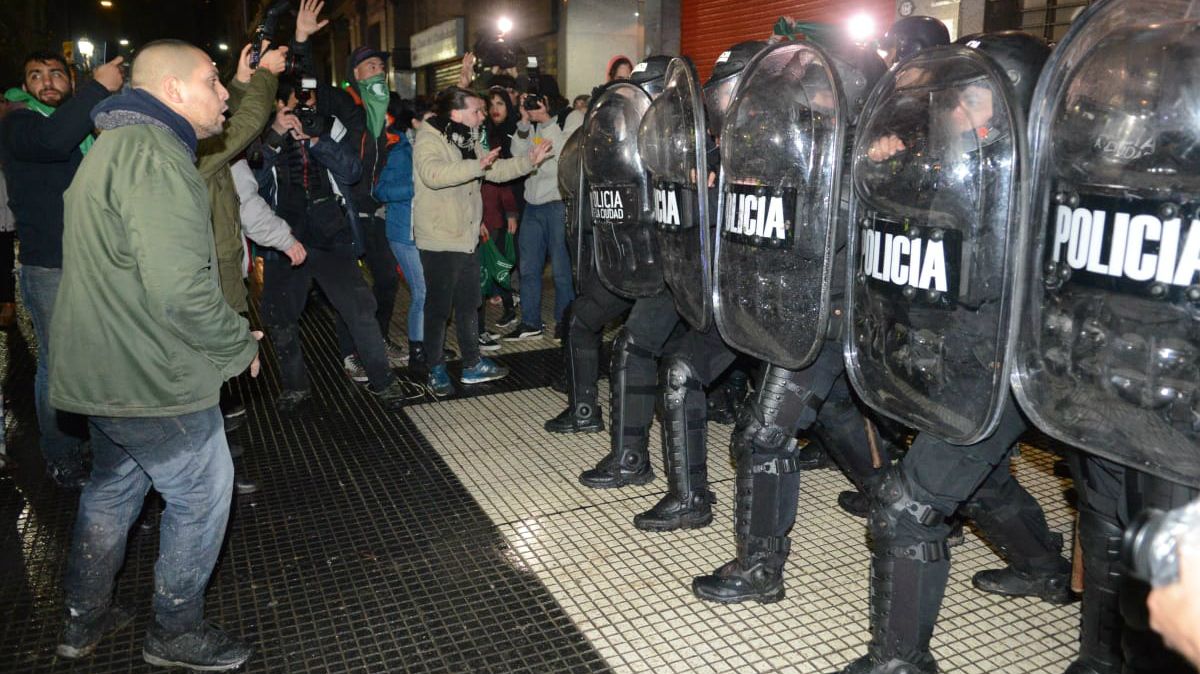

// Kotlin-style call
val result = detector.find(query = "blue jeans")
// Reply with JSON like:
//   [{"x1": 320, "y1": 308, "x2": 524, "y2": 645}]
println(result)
[
  {"x1": 518, "y1": 201, "x2": 574, "y2": 327},
  {"x1": 390, "y1": 240, "x2": 425, "y2": 343},
  {"x1": 64, "y1": 406, "x2": 233, "y2": 632},
  {"x1": 18, "y1": 265, "x2": 87, "y2": 473}
]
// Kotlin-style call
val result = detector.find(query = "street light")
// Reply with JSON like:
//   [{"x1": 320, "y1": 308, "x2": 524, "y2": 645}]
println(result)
[
  {"x1": 100, "y1": 0, "x2": 113, "y2": 7},
  {"x1": 77, "y1": 39, "x2": 95, "y2": 59},
  {"x1": 118, "y1": 39, "x2": 129, "y2": 46},
  {"x1": 218, "y1": 43, "x2": 229, "y2": 52}
]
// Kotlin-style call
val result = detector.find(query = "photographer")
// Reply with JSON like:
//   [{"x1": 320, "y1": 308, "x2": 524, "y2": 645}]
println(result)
[
  {"x1": 1150, "y1": 540, "x2": 1200, "y2": 669},
  {"x1": 503, "y1": 79, "x2": 580, "y2": 343},
  {"x1": 255, "y1": 79, "x2": 410, "y2": 413}
]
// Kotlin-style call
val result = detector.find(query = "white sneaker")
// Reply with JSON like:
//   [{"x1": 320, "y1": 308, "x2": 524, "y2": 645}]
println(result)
[{"x1": 342, "y1": 355, "x2": 369, "y2": 383}]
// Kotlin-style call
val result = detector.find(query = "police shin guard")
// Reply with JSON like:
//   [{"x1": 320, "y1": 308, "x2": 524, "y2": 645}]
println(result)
[
  {"x1": 579, "y1": 328, "x2": 657, "y2": 489},
  {"x1": 635, "y1": 358, "x2": 715, "y2": 531},
  {"x1": 692, "y1": 406, "x2": 802, "y2": 604},
  {"x1": 837, "y1": 468, "x2": 945, "y2": 674},
  {"x1": 1064, "y1": 510, "x2": 1124, "y2": 674},
  {"x1": 964, "y1": 486, "x2": 1072, "y2": 605},
  {"x1": 545, "y1": 314, "x2": 604, "y2": 434}
]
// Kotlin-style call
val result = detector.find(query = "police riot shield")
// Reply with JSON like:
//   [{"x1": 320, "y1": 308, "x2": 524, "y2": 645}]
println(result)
[
  {"x1": 844, "y1": 46, "x2": 1027, "y2": 445},
  {"x1": 1012, "y1": 0, "x2": 1200, "y2": 486},
  {"x1": 713, "y1": 42, "x2": 847, "y2": 369},
  {"x1": 582, "y1": 82, "x2": 664, "y2": 298},
  {"x1": 559, "y1": 126, "x2": 588, "y2": 290},
  {"x1": 638, "y1": 57, "x2": 712, "y2": 331}
]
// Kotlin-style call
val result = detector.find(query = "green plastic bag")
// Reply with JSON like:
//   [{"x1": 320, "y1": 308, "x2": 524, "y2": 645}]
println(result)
[{"x1": 480, "y1": 230, "x2": 516, "y2": 294}]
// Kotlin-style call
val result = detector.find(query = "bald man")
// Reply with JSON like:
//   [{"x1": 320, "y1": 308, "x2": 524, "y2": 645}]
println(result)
[{"x1": 51, "y1": 40, "x2": 260, "y2": 671}]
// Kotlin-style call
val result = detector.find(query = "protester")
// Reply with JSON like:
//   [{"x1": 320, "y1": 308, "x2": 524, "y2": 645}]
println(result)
[
  {"x1": 412, "y1": 86, "x2": 552, "y2": 396},
  {"x1": 479, "y1": 86, "x2": 522, "y2": 346},
  {"x1": 51, "y1": 39, "x2": 260, "y2": 670},
  {"x1": 0, "y1": 50, "x2": 125, "y2": 487}
]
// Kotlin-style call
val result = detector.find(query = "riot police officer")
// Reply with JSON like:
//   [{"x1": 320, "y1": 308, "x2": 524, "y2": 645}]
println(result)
[
  {"x1": 833, "y1": 32, "x2": 1072, "y2": 674},
  {"x1": 1010, "y1": 2, "x2": 1200, "y2": 671}
]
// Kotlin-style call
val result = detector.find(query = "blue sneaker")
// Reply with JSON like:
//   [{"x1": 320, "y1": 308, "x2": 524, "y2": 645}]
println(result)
[
  {"x1": 460, "y1": 357, "x2": 509, "y2": 385},
  {"x1": 427, "y1": 364, "x2": 454, "y2": 397}
]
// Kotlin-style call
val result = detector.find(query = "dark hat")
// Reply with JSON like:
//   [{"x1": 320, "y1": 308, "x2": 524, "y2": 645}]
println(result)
[{"x1": 350, "y1": 46, "x2": 390, "y2": 69}]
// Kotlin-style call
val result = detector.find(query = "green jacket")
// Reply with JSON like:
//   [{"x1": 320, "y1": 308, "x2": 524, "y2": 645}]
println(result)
[
  {"x1": 198, "y1": 70, "x2": 278, "y2": 313},
  {"x1": 51, "y1": 124, "x2": 258, "y2": 417}
]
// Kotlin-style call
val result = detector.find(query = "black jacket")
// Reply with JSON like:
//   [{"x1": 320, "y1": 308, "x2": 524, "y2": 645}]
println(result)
[{"x1": 0, "y1": 80, "x2": 111, "y2": 268}]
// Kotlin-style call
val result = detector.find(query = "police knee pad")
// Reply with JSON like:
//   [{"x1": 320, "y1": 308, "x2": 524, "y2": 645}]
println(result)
[
  {"x1": 869, "y1": 466, "x2": 950, "y2": 563},
  {"x1": 662, "y1": 357, "x2": 702, "y2": 410}
]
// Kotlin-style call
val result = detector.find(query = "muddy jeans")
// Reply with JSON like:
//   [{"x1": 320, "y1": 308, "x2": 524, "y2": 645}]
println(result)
[{"x1": 63, "y1": 406, "x2": 233, "y2": 632}]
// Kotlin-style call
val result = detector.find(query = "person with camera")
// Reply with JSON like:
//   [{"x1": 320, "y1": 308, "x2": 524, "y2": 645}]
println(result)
[
  {"x1": 502, "y1": 82, "x2": 580, "y2": 343},
  {"x1": 413, "y1": 86, "x2": 553, "y2": 396},
  {"x1": 255, "y1": 79, "x2": 411, "y2": 414},
  {"x1": 0, "y1": 50, "x2": 125, "y2": 488}
]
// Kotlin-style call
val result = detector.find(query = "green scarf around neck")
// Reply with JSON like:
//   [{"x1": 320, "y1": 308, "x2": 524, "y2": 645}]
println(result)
[
  {"x1": 356, "y1": 75, "x2": 390, "y2": 138},
  {"x1": 4, "y1": 87, "x2": 94, "y2": 155}
]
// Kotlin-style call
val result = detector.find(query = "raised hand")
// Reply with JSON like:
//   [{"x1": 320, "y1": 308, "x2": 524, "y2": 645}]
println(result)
[
  {"x1": 93, "y1": 56, "x2": 125, "y2": 92},
  {"x1": 295, "y1": 0, "x2": 329, "y2": 43}
]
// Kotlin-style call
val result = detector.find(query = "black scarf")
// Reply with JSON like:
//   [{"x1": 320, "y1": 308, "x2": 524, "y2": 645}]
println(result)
[{"x1": 428, "y1": 116, "x2": 478, "y2": 160}]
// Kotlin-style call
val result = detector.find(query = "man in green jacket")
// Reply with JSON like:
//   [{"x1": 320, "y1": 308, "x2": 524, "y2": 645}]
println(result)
[{"x1": 51, "y1": 40, "x2": 261, "y2": 671}]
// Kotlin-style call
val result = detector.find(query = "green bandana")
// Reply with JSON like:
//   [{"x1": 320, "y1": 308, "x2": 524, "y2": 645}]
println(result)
[
  {"x1": 356, "y1": 75, "x2": 390, "y2": 138},
  {"x1": 4, "y1": 87, "x2": 94, "y2": 156}
]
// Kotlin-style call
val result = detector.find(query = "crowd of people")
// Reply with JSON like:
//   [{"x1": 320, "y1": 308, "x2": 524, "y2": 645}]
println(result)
[{"x1": 3, "y1": 0, "x2": 1200, "y2": 673}]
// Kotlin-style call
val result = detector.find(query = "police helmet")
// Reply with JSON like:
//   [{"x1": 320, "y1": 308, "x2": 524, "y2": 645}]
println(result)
[
  {"x1": 881, "y1": 16, "x2": 950, "y2": 67},
  {"x1": 703, "y1": 41, "x2": 768, "y2": 137},
  {"x1": 629, "y1": 55, "x2": 674, "y2": 98},
  {"x1": 956, "y1": 31, "x2": 1051, "y2": 115}
]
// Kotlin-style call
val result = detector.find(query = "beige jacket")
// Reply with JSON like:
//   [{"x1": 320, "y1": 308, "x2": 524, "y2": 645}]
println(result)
[{"x1": 412, "y1": 123, "x2": 532, "y2": 253}]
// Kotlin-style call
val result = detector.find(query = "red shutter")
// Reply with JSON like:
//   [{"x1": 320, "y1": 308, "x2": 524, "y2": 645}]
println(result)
[{"x1": 681, "y1": 0, "x2": 896, "y2": 81}]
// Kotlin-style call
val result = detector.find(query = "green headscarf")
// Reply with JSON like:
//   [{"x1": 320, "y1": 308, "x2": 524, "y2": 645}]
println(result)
[
  {"x1": 356, "y1": 74, "x2": 390, "y2": 138},
  {"x1": 4, "y1": 87, "x2": 94, "y2": 155}
]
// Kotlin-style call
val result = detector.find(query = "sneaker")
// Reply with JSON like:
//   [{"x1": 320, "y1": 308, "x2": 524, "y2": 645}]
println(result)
[
  {"x1": 369, "y1": 378, "x2": 423, "y2": 410},
  {"x1": 275, "y1": 389, "x2": 312, "y2": 415},
  {"x1": 461, "y1": 357, "x2": 509, "y2": 384},
  {"x1": 342, "y1": 355, "x2": 368, "y2": 383},
  {"x1": 496, "y1": 309, "x2": 519, "y2": 330},
  {"x1": 57, "y1": 605, "x2": 134, "y2": 659},
  {"x1": 478, "y1": 333, "x2": 501, "y2": 352},
  {"x1": 384, "y1": 341, "x2": 408, "y2": 369},
  {"x1": 501, "y1": 322, "x2": 543, "y2": 341},
  {"x1": 142, "y1": 621, "x2": 253, "y2": 671},
  {"x1": 427, "y1": 365, "x2": 454, "y2": 397}
]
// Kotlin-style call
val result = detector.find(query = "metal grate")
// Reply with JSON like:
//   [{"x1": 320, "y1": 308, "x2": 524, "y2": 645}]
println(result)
[{"x1": 1020, "y1": 0, "x2": 1096, "y2": 40}]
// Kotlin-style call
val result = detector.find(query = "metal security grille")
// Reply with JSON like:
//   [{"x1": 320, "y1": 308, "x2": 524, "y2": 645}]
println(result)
[{"x1": 1019, "y1": 0, "x2": 1096, "y2": 41}]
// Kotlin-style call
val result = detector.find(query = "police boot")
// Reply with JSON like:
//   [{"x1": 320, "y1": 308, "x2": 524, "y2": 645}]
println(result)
[
  {"x1": 693, "y1": 402, "x2": 805, "y2": 602},
  {"x1": 1063, "y1": 510, "x2": 1123, "y2": 674},
  {"x1": 545, "y1": 316, "x2": 604, "y2": 434},
  {"x1": 706, "y1": 366, "x2": 749, "y2": 425},
  {"x1": 579, "y1": 328, "x2": 657, "y2": 488},
  {"x1": 833, "y1": 467, "x2": 946, "y2": 674},
  {"x1": 635, "y1": 358, "x2": 715, "y2": 531},
  {"x1": 965, "y1": 488, "x2": 1073, "y2": 605}
]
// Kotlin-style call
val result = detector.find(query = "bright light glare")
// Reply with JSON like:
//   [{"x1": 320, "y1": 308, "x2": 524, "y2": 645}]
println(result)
[
  {"x1": 100, "y1": 0, "x2": 113, "y2": 7},
  {"x1": 498, "y1": 17, "x2": 513, "y2": 34},
  {"x1": 77, "y1": 39, "x2": 95, "y2": 57},
  {"x1": 847, "y1": 13, "x2": 877, "y2": 44},
  {"x1": 118, "y1": 38, "x2": 129, "y2": 46},
  {"x1": 218, "y1": 43, "x2": 229, "y2": 51}
]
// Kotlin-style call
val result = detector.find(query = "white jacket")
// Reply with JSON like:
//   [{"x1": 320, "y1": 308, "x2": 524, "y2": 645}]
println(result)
[{"x1": 510, "y1": 111, "x2": 583, "y2": 206}]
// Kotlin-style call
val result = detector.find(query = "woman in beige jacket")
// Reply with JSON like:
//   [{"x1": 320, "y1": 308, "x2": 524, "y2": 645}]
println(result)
[{"x1": 413, "y1": 86, "x2": 553, "y2": 396}]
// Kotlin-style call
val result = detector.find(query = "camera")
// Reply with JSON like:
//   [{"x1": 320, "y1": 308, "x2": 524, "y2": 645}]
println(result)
[
  {"x1": 250, "y1": 0, "x2": 305, "y2": 77},
  {"x1": 1122, "y1": 500, "x2": 1200, "y2": 586},
  {"x1": 473, "y1": 33, "x2": 518, "y2": 74},
  {"x1": 523, "y1": 56, "x2": 544, "y2": 111},
  {"x1": 292, "y1": 77, "x2": 324, "y2": 137}
]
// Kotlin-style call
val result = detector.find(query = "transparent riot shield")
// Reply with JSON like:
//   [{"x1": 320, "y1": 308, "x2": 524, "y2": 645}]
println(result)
[
  {"x1": 845, "y1": 46, "x2": 1026, "y2": 446},
  {"x1": 639, "y1": 57, "x2": 712, "y2": 331},
  {"x1": 713, "y1": 41, "x2": 846, "y2": 369},
  {"x1": 582, "y1": 82, "x2": 663, "y2": 298},
  {"x1": 1012, "y1": 0, "x2": 1200, "y2": 486}
]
